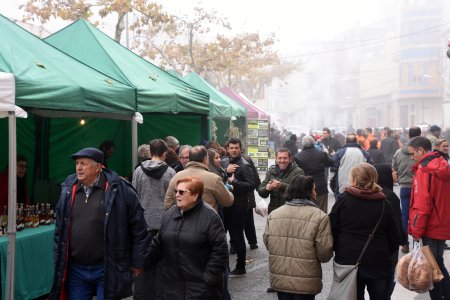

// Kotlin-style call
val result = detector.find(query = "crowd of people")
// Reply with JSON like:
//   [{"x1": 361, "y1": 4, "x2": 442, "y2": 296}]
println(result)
[{"x1": 22, "y1": 124, "x2": 448, "y2": 300}]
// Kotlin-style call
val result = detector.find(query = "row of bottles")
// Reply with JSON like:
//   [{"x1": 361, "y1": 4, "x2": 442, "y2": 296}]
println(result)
[{"x1": 0, "y1": 203, "x2": 55, "y2": 234}]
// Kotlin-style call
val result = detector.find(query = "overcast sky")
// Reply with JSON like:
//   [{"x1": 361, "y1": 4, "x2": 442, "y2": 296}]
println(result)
[{"x1": 0, "y1": 0, "x2": 382, "y2": 56}]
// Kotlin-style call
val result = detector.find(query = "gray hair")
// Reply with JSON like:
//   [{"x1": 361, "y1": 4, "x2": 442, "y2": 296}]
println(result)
[
  {"x1": 137, "y1": 144, "x2": 150, "y2": 164},
  {"x1": 302, "y1": 135, "x2": 315, "y2": 146},
  {"x1": 165, "y1": 136, "x2": 179, "y2": 148},
  {"x1": 179, "y1": 145, "x2": 193, "y2": 154}
]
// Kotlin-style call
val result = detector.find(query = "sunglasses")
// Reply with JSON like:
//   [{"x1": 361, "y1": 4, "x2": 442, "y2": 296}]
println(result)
[{"x1": 175, "y1": 189, "x2": 191, "y2": 196}]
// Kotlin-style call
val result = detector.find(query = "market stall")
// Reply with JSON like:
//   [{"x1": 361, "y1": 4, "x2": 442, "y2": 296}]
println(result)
[
  {"x1": 0, "y1": 14, "x2": 137, "y2": 299},
  {"x1": 45, "y1": 19, "x2": 210, "y2": 174}
]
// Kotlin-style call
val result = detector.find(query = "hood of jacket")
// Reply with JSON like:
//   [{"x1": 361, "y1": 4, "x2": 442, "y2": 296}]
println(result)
[
  {"x1": 400, "y1": 145, "x2": 410, "y2": 155},
  {"x1": 414, "y1": 151, "x2": 450, "y2": 180},
  {"x1": 343, "y1": 143, "x2": 362, "y2": 149},
  {"x1": 140, "y1": 160, "x2": 169, "y2": 179},
  {"x1": 344, "y1": 186, "x2": 385, "y2": 200}
]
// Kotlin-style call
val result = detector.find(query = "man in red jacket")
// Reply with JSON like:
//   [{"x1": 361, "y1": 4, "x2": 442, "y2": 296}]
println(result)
[{"x1": 408, "y1": 136, "x2": 450, "y2": 300}]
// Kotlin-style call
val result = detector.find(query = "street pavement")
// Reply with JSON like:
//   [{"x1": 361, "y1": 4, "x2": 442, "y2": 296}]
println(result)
[{"x1": 228, "y1": 182, "x2": 447, "y2": 300}]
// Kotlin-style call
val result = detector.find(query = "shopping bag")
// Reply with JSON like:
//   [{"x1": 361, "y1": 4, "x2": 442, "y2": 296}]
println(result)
[
  {"x1": 255, "y1": 199, "x2": 268, "y2": 217},
  {"x1": 327, "y1": 261, "x2": 357, "y2": 300},
  {"x1": 395, "y1": 252, "x2": 413, "y2": 289},
  {"x1": 422, "y1": 245, "x2": 444, "y2": 283},
  {"x1": 408, "y1": 242, "x2": 433, "y2": 293}
]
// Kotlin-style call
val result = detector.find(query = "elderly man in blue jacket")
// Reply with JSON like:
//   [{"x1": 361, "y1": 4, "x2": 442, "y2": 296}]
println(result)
[{"x1": 49, "y1": 147, "x2": 148, "y2": 300}]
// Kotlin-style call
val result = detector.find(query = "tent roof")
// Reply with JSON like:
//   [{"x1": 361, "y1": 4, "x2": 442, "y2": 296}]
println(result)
[
  {"x1": 183, "y1": 72, "x2": 246, "y2": 118},
  {"x1": 0, "y1": 15, "x2": 136, "y2": 117},
  {"x1": 238, "y1": 92, "x2": 271, "y2": 121},
  {"x1": 0, "y1": 72, "x2": 27, "y2": 118},
  {"x1": 45, "y1": 19, "x2": 210, "y2": 115},
  {"x1": 220, "y1": 87, "x2": 270, "y2": 120}
]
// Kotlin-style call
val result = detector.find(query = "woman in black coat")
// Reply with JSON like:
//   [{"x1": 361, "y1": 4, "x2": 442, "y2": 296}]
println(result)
[
  {"x1": 330, "y1": 163, "x2": 401, "y2": 300},
  {"x1": 146, "y1": 176, "x2": 228, "y2": 300},
  {"x1": 368, "y1": 139, "x2": 385, "y2": 164},
  {"x1": 374, "y1": 163, "x2": 407, "y2": 296}
]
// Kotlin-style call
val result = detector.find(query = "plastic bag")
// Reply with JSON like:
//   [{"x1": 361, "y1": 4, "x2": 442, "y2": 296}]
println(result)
[
  {"x1": 407, "y1": 242, "x2": 434, "y2": 293},
  {"x1": 255, "y1": 199, "x2": 268, "y2": 217},
  {"x1": 395, "y1": 252, "x2": 412, "y2": 289}
]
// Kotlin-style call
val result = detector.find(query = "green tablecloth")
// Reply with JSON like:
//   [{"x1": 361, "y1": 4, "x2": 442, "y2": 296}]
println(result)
[{"x1": 0, "y1": 225, "x2": 54, "y2": 300}]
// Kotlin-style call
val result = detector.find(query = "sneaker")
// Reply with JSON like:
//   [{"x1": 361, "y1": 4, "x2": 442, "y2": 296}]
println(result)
[
  {"x1": 267, "y1": 287, "x2": 276, "y2": 293},
  {"x1": 250, "y1": 244, "x2": 258, "y2": 250},
  {"x1": 229, "y1": 268, "x2": 246, "y2": 277}
]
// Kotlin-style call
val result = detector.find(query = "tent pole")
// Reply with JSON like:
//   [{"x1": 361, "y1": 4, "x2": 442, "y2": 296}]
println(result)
[
  {"x1": 131, "y1": 119, "x2": 138, "y2": 173},
  {"x1": 6, "y1": 111, "x2": 17, "y2": 300}
]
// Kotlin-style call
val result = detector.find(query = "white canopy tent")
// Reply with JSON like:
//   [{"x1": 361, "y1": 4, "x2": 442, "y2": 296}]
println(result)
[{"x1": 0, "y1": 72, "x2": 27, "y2": 300}]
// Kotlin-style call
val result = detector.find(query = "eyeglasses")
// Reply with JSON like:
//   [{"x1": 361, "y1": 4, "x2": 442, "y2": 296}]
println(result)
[{"x1": 175, "y1": 189, "x2": 191, "y2": 195}]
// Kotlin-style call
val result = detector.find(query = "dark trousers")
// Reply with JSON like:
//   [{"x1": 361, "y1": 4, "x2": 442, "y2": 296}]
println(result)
[
  {"x1": 356, "y1": 266, "x2": 390, "y2": 300},
  {"x1": 389, "y1": 250, "x2": 399, "y2": 296},
  {"x1": 224, "y1": 202, "x2": 248, "y2": 270},
  {"x1": 315, "y1": 194, "x2": 328, "y2": 213},
  {"x1": 133, "y1": 230, "x2": 162, "y2": 300},
  {"x1": 277, "y1": 292, "x2": 315, "y2": 300},
  {"x1": 423, "y1": 237, "x2": 450, "y2": 300},
  {"x1": 244, "y1": 207, "x2": 257, "y2": 245}
]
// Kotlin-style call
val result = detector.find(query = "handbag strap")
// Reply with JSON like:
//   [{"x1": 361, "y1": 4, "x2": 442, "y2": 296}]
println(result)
[{"x1": 356, "y1": 200, "x2": 385, "y2": 265}]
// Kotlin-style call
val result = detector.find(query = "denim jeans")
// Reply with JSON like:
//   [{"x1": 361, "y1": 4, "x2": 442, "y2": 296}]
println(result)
[
  {"x1": 223, "y1": 265, "x2": 231, "y2": 300},
  {"x1": 67, "y1": 262, "x2": 104, "y2": 300},
  {"x1": 422, "y1": 237, "x2": 450, "y2": 300},
  {"x1": 277, "y1": 292, "x2": 315, "y2": 300},
  {"x1": 399, "y1": 187, "x2": 411, "y2": 236}
]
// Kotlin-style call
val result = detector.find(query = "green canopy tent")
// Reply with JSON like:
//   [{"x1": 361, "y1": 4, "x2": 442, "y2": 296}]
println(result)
[
  {"x1": 0, "y1": 13, "x2": 140, "y2": 186},
  {"x1": 183, "y1": 72, "x2": 247, "y2": 144},
  {"x1": 0, "y1": 15, "x2": 138, "y2": 300},
  {"x1": 45, "y1": 19, "x2": 211, "y2": 165}
]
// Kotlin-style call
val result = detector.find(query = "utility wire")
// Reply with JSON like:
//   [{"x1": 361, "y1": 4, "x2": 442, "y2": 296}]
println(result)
[{"x1": 280, "y1": 22, "x2": 450, "y2": 59}]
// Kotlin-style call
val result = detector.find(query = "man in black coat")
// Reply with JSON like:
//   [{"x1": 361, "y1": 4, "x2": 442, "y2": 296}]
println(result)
[
  {"x1": 322, "y1": 127, "x2": 342, "y2": 153},
  {"x1": 222, "y1": 138, "x2": 256, "y2": 277},
  {"x1": 380, "y1": 128, "x2": 399, "y2": 164},
  {"x1": 295, "y1": 135, "x2": 332, "y2": 213}
]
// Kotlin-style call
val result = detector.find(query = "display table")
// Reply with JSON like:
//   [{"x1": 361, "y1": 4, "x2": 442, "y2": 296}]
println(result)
[{"x1": 0, "y1": 225, "x2": 54, "y2": 300}]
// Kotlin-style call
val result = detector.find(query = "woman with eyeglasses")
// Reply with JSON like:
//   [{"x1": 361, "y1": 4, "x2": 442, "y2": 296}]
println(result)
[{"x1": 146, "y1": 176, "x2": 228, "y2": 299}]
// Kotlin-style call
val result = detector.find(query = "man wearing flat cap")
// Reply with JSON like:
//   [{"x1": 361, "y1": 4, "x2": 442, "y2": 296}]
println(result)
[{"x1": 49, "y1": 147, "x2": 149, "y2": 300}]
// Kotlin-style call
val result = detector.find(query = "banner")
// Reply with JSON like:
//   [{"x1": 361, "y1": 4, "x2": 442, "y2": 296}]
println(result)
[{"x1": 247, "y1": 119, "x2": 269, "y2": 171}]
